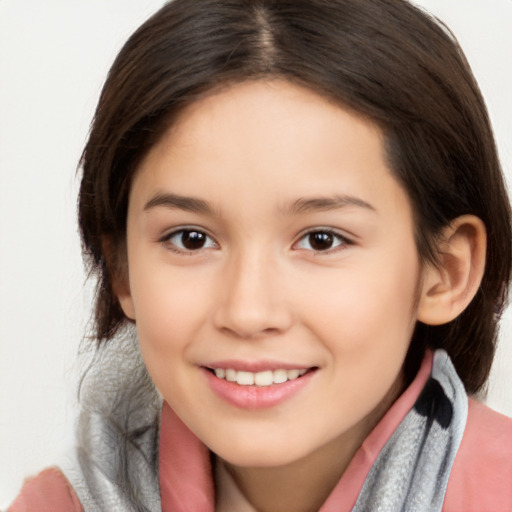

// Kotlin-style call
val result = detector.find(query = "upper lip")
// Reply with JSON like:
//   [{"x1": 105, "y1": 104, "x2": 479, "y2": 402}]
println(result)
[{"x1": 203, "y1": 360, "x2": 315, "y2": 372}]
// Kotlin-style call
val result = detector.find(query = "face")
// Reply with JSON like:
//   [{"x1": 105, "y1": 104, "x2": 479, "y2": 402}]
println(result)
[{"x1": 119, "y1": 80, "x2": 425, "y2": 468}]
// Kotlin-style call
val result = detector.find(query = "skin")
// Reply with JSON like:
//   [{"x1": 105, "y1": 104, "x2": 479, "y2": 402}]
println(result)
[{"x1": 116, "y1": 80, "x2": 485, "y2": 511}]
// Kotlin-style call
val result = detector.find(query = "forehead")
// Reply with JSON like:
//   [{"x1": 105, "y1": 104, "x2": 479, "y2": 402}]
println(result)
[
  {"x1": 163, "y1": 79, "x2": 383, "y2": 161},
  {"x1": 132, "y1": 79, "x2": 412, "y2": 224}
]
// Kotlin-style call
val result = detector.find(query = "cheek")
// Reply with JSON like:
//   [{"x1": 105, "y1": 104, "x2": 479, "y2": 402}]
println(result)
[
  {"x1": 298, "y1": 248, "x2": 422, "y2": 407},
  {"x1": 128, "y1": 261, "x2": 212, "y2": 360},
  {"x1": 304, "y1": 267, "x2": 419, "y2": 427},
  {"x1": 130, "y1": 275, "x2": 207, "y2": 407},
  {"x1": 304, "y1": 262, "x2": 419, "y2": 348}
]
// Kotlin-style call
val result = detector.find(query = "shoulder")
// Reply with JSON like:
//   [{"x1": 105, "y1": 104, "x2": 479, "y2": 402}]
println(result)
[
  {"x1": 8, "y1": 467, "x2": 83, "y2": 512},
  {"x1": 444, "y1": 398, "x2": 512, "y2": 512}
]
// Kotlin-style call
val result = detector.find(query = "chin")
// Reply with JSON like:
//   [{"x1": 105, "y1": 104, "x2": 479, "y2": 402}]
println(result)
[
  {"x1": 210, "y1": 435, "x2": 313, "y2": 469},
  {"x1": 217, "y1": 450, "x2": 299, "y2": 469}
]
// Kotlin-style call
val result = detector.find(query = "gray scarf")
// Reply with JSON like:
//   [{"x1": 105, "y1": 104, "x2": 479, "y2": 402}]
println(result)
[{"x1": 64, "y1": 335, "x2": 467, "y2": 511}]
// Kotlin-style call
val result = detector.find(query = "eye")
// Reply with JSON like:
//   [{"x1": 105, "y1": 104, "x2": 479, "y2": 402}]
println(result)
[
  {"x1": 162, "y1": 228, "x2": 217, "y2": 252},
  {"x1": 294, "y1": 230, "x2": 349, "y2": 252}
]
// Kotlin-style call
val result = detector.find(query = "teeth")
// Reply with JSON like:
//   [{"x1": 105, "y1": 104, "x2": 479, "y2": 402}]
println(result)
[
  {"x1": 212, "y1": 368, "x2": 309, "y2": 386},
  {"x1": 273, "y1": 369, "x2": 288, "y2": 384},
  {"x1": 236, "y1": 371, "x2": 254, "y2": 386},
  {"x1": 254, "y1": 370, "x2": 273, "y2": 386},
  {"x1": 287, "y1": 369, "x2": 300, "y2": 380},
  {"x1": 225, "y1": 369, "x2": 237, "y2": 382}
]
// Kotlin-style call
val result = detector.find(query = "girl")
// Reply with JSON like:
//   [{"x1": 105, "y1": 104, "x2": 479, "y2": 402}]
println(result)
[{"x1": 9, "y1": 0, "x2": 512, "y2": 510}]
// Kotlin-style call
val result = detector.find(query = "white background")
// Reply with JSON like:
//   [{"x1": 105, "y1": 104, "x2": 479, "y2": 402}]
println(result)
[{"x1": 1, "y1": 0, "x2": 511, "y2": 506}]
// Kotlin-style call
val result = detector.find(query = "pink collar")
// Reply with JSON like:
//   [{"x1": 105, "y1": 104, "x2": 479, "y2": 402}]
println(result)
[{"x1": 159, "y1": 404, "x2": 215, "y2": 512}]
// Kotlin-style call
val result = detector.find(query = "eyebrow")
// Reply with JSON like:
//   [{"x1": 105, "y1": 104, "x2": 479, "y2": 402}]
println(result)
[
  {"x1": 144, "y1": 192, "x2": 214, "y2": 214},
  {"x1": 286, "y1": 195, "x2": 376, "y2": 215},
  {"x1": 144, "y1": 192, "x2": 376, "y2": 216}
]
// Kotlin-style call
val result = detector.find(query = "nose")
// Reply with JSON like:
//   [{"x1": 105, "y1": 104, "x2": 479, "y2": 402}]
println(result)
[{"x1": 213, "y1": 251, "x2": 294, "y2": 339}]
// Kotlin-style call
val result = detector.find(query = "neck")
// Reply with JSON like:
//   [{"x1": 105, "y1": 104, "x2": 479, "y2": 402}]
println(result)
[{"x1": 214, "y1": 434, "x2": 355, "y2": 512}]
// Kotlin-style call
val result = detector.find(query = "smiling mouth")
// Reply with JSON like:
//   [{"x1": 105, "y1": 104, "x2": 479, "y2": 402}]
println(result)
[{"x1": 207, "y1": 367, "x2": 314, "y2": 387}]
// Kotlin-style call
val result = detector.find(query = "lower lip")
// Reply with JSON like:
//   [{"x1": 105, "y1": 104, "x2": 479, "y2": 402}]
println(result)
[{"x1": 202, "y1": 368, "x2": 316, "y2": 410}]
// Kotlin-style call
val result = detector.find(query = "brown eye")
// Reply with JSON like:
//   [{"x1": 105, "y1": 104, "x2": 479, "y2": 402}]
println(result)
[
  {"x1": 308, "y1": 232, "x2": 334, "y2": 251},
  {"x1": 295, "y1": 230, "x2": 348, "y2": 252},
  {"x1": 164, "y1": 229, "x2": 217, "y2": 252},
  {"x1": 181, "y1": 230, "x2": 206, "y2": 250}
]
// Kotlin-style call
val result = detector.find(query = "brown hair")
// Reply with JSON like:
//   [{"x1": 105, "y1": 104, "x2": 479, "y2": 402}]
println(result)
[{"x1": 78, "y1": 0, "x2": 511, "y2": 394}]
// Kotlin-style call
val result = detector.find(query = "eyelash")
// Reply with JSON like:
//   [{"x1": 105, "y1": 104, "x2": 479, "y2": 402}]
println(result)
[
  {"x1": 293, "y1": 229, "x2": 352, "y2": 254},
  {"x1": 159, "y1": 227, "x2": 352, "y2": 255},
  {"x1": 159, "y1": 228, "x2": 218, "y2": 254}
]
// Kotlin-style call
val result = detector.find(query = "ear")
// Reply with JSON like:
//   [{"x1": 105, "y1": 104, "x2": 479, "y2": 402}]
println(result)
[
  {"x1": 102, "y1": 235, "x2": 136, "y2": 320},
  {"x1": 417, "y1": 215, "x2": 486, "y2": 325}
]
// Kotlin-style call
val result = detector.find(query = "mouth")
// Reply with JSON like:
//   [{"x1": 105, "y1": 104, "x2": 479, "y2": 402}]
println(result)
[
  {"x1": 202, "y1": 361, "x2": 318, "y2": 409},
  {"x1": 206, "y1": 367, "x2": 311, "y2": 387}
]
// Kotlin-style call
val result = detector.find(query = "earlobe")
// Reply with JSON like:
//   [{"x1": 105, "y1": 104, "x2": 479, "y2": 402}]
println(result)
[
  {"x1": 101, "y1": 235, "x2": 136, "y2": 321},
  {"x1": 117, "y1": 289, "x2": 136, "y2": 321},
  {"x1": 417, "y1": 215, "x2": 486, "y2": 326}
]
